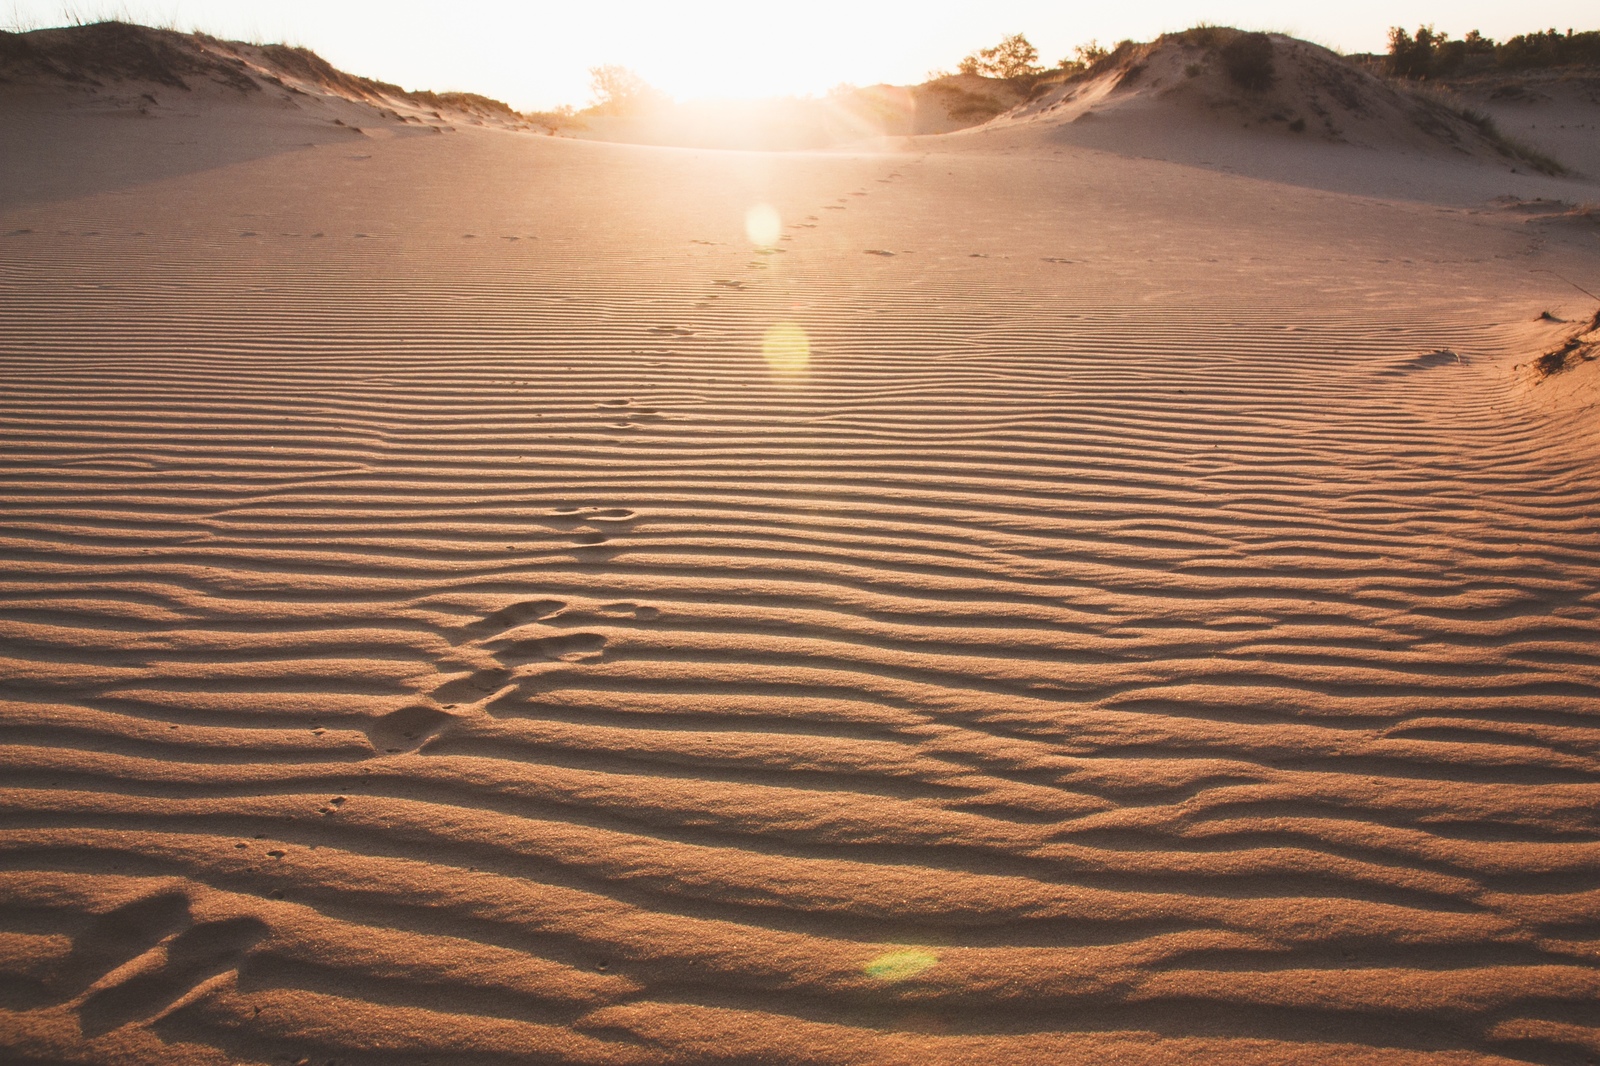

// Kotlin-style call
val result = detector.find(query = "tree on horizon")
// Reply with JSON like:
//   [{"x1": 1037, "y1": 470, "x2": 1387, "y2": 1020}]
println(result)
[{"x1": 958, "y1": 33, "x2": 1044, "y2": 79}]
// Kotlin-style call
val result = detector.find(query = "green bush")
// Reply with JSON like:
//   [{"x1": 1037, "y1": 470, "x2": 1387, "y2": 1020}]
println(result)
[
  {"x1": 958, "y1": 33, "x2": 1044, "y2": 79},
  {"x1": 1221, "y1": 32, "x2": 1274, "y2": 90},
  {"x1": 1497, "y1": 29, "x2": 1600, "y2": 69}
]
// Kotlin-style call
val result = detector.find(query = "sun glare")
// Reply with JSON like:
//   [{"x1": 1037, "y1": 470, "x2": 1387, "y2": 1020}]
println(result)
[{"x1": 745, "y1": 204, "x2": 782, "y2": 248}]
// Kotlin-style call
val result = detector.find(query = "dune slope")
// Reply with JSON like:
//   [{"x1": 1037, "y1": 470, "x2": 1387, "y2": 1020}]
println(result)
[{"x1": 3, "y1": 31, "x2": 1600, "y2": 1066}]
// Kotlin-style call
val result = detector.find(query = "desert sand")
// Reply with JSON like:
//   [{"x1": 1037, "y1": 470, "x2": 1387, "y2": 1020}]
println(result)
[{"x1": 2, "y1": 22, "x2": 1600, "y2": 1066}]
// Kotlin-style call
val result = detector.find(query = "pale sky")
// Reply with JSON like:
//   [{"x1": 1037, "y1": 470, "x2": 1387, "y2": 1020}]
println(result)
[{"x1": 6, "y1": 1, "x2": 1595, "y2": 110}]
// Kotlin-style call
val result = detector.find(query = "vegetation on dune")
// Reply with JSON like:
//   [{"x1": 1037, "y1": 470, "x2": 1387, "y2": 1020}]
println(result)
[
  {"x1": 1382, "y1": 26, "x2": 1578, "y2": 175},
  {"x1": 1450, "y1": 104, "x2": 1566, "y2": 174},
  {"x1": 1220, "y1": 31, "x2": 1275, "y2": 90},
  {"x1": 0, "y1": 20, "x2": 257, "y2": 91},
  {"x1": 1498, "y1": 28, "x2": 1600, "y2": 69},
  {"x1": 958, "y1": 33, "x2": 1045, "y2": 79},
  {"x1": 1387, "y1": 24, "x2": 1600, "y2": 78},
  {"x1": 0, "y1": 21, "x2": 528, "y2": 123},
  {"x1": 586, "y1": 64, "x2": 664, "y2": 115}
]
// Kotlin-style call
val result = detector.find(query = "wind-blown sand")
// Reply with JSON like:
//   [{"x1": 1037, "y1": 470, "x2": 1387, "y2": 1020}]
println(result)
[{"x1": 3, "y1": 23, "x2": 1600, "y2": 1066}]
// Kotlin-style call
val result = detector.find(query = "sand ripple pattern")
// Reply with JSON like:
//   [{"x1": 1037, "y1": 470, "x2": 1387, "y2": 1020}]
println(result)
[{"x1": 2, "y1": 143, "x2": 1600, "y2": 1065}]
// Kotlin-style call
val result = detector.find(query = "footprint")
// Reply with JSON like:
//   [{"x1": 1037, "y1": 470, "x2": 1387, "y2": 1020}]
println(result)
[
  {"x1": 79, "y1": 916, "x2": 267, "y2": 1036},
  {"x1": 367, "y1": 704, "x2": 458, "y2": 753},
  {"x1": 468, "y1": 599, "x2": 566, "y2": 635},
  {"x1": 865, "y1": 249, "x2": 895, "y2": 257},
  {"x1": 56, "y1": 893, "x2": 192, "y2": 999},
  {"x1": 598, "y1": 603, "x2": 659, "y2": 620},
  {"x1": 489, "y1": 632, "x2": 608, "y2": 665},
  {"x1": 712, "y1": 279, "x2": 744, "y2": 289},
  {"x1": 549, "y1": 506, "x2": 634, "y2": 524},
  {"x1": 598, "y1": 398, "x2": 631, "y2": 407},
  {"x1": 1042, "y1": 257, "x2": 1074, "y2": 264},
  {"x1": 649, "y1": 326, "x2": 694, "y2": 336},
  {"x1": 573, "y1": 532, "x2": 609, "y2": 546},
  {"x1": 431, "y1": 668, "x2": 514, "y2": 704}
]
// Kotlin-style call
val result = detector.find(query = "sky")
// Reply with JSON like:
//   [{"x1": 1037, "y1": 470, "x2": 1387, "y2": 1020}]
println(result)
[{"x1": 5, "y1": 1, "x2": 1596, "y2": 111}]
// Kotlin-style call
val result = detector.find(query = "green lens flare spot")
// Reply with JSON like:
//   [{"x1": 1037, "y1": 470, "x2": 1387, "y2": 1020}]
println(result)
[
  {"x1": 863, "y1": 949, "x2": 938, "y2": 982},
  {"x1": 762, "y1": 321, "x2": 810, "y2": 377}
]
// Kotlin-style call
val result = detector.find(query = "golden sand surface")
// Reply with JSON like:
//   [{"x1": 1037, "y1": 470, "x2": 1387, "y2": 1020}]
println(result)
[{"x1": 3, "y1": 30, "x2": 1600, "y2": 1065}]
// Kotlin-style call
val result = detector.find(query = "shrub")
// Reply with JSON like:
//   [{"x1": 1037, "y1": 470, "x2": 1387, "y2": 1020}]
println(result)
[
  {"x1": 1497, "y1": 29, "x2": 1600, "y2": 69},
  {"x1": 587, "y1": 65, "x2": 661, "y2": 114},
  {"x1": 958, "y1": 33, "x2": 1044, "y2": 79},
  {"x1": 1173, "y1": 25, "x2": 1229, "y2": 49},
  {"x1": 1055, "y1": 39, "x2": 1108, "y2": 73},
  {"x1": 1221, "y1": 32, "x2": 1274, "y2": 90},
  {"x1": 1388, "y1": 26, "x2": 1440, "y2": 78}
]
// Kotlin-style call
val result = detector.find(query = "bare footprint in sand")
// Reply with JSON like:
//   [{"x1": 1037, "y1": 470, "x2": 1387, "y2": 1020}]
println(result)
[
  {"x1": 367, "y1": 704, "x2": 458, "y2": 752},
  {"x1": 549, "y1": 506, "x2": 634, "y2": 524},
  {"x1": 56, "y1": 893, "x2": 192, "y2": 1002},
  {"x1": 597, "y1": 602, "x2": 660, "y2": 620},
  {"x1": 466, "y1": 599, "x2": 566, "y2": 635},
  {"x1": 488, "y1": 632, "x2": 608, "y2": 665},
  {"x1": 78, "y1": 909, "x2": 267, "y2": 1036},
  {"x1": 430, "y1": 668, "x2": 514, "y2": 704}
]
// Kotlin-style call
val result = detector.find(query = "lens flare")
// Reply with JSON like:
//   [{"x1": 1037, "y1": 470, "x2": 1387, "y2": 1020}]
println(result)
[
  {"x1": 863, "y1": 949, "x2": 938, "y2": 982},
  {"x1": 745, "y1": 203, "x2": 781, "y2": 247},
  {"x1": 762, "y1": 322, "x2": 810, "y2": 377}
]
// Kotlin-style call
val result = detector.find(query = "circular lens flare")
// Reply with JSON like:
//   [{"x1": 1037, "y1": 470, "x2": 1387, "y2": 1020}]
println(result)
[
  {"x1": 762, "y1": 322, "x2": 810, "y2": 377},
  {"x1": 863, "y1": 949, "x2": 938, "y2": 982},
  {"x1": 745, "y1": 203, "x2": 781, "y2": 247}
]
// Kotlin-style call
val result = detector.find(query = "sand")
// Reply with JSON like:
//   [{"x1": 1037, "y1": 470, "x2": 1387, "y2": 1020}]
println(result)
[{"x1": 3, "y1": 25, "x2": 1600, "y2": 1066}]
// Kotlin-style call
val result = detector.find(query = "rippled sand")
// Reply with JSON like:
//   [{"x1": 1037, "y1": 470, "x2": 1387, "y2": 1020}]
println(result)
[{"x1": 2, "y1": 110, "x2": 1600, "y2": 1065}]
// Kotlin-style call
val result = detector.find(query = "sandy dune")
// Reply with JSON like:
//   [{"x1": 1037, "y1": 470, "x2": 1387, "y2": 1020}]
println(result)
[{"x1": 3, "y1": 23, "x2": 1600, "y2": 1066}]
